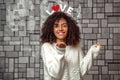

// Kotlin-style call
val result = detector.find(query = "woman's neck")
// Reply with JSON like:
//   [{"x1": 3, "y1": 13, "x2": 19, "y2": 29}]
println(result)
[{"x1": 56, "y1": 39, "x2": 66, "y2": 43}]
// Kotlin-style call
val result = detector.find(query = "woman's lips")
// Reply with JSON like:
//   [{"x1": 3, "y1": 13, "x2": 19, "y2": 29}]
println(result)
[{"x1": 57, "y1": 32, "x2": 65, "y2": 35}]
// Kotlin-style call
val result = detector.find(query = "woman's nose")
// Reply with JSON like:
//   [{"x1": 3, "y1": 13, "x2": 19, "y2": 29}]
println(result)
[{"x1": 59, "y1": 26, "x2": 63, "y2": 30}]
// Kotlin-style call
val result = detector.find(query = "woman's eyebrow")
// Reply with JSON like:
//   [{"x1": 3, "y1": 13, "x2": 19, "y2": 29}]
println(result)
[
  {"x1": 54, "y1": 23, "x2": 67, "y2": 26},
  {"x1": 61, "y1": 23, "x2": 67, "y2": 25}
]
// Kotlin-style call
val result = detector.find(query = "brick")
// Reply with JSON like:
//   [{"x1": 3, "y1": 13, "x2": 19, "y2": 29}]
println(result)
[
  {"x1": 35, "y1": 0, "x2": 40, "y2": 4},
  {"x1": 14, "y1": 73, "x2": 18, "y2": 78},
  {"x1": 27, "y1": 20, "x2": 35, "y2": 31},
  {"x1": 97, "y1": 60, "x2": 104, "y2": 65},
  {"x1": 0, "y1": 52, "x2": 4, "y2": 56},
  {"x1": 9, "y1": 41, "x2": 21, "y2": 45},
  {"x1": 101, "y1": 19, "x2": 107, "y2": 27},
  {"x1": 1, "y1": 10, "x2": 6, "y2": 20},
  {"x1": 108, "y1": 17, "x2": 120, "y2": 23},
  {"x1": 84, "y1": 75, "x2": 92, "y2": 80},
  {"x1": 85, "y1": 34, "x2": 97, "y2": 39},
  {"x1": 19, "y1": 63, "x2": 26, "y2": 68},
  {"x1": 30, "y1": 35, "x2": 40, "y2": 41},
  {"x1": 19, "y1": 57, "x2": 29, "y2": 63},
  {"x1": 114, "y1": 46, "x2": 120, "y2": 49},
  {"x1": 101, "y1": 75, "x2": 110, "y2": 80},
  {"x1": 105, "y1": 3, "x2": 113, "y2": 12},
  {"x1": 114, "y1": 54, "x2": 120, "y2": 59},
  {"x1": 108, "y1": 39, "x2": 113, "y2": 45},
  {"x1": 108, "y1": 24, "x2": 116, "y2": 27},
  {"x1": 6, "y1": 52, "x2": 18, "y2": 58},
  {"x1": 109, "y1": 71, "x2": 119, "y2": 74},
  {"x1": 101, "y1": 28, "x2": 110, "y2": 38},
  {"x1": 0, "y1": 46, "x2": 3, "y2": 51},
  {"x1": 88, "y1": 24, "x2": 98, "y2": 27},
  {"x1": 105, "y1": 50, "x2": 113, "y2": 59},
  {"x1": 15, "y1": 45, "x2": 21, "y2": 51},
  {"x1": 34, "y1": 46, "x2": 40, "y2": 51},
  {"x1": 23, "y1": 51, "x2": 32, "y2": 56},
  {"x1": 114, "y1": 75, "x2": 120, "y2": 80},
  {"x1": 113, "y1": 34, "x2": 120, "y2": 46},
  {"x1": 69, "y1": 1, "x2": 73, "y2": 7},
  {"x1": 93, "y1": 28, "x2": 99, "y2": 33},
  {"x1": 0, "y1": 31, "x2": 3, "y2": 36},
  {"x1": 97, "y1": 0, "x2": 105, "y2": 3},
  {"x1": 35, "y1": 5, "x2": 40, "y2": 17},
  {"x1": 97, "y1": 13, "x2": 104, "y2": 18},
  {"x1": 21, "y1": 45, "x2": 31, "y2": 51},
  {"x1": 19, "y1": 68, "x2": 26, "y2": 72},
  {"x1": 109, "y1": 64, "x2": 120, "y2": 71},
  {"x1": 4, "y1": 0, "x2": 14, "y2": 3},
  {"x1": 0, "y1": 58, "x2": 5, "y2": 68},
  {"x1": 11, "y1": 37, "x2": 20, "y2": 41},
  {"x1": 114, "y1": 28, "x2": 120, "y2": 33},
  {"x1": 90, "y1": 19, "x2": 98, "y2": 24},
  {"x1": 4, "y1": 46, "x2": 14, "y2": 51},
  {"x1": 113, "y1": 8, "x2": 120, "y2": 13},
  {"x1": 30, "y1": 57, "x2": 34, "y2": 63},
  {"x1": 35, "y1": 72, "x2": 39, "y2": 77},
  {"x1": 115, "y1": 23, "x2": 120, "y2": 27},
  {"x1": 19, "y1": 31, "x2": 26, "y2": 36},
  {"x1": 114, "y1": 0, "x2": 120, "y2": 2},
  {"x1": 82, "y1": 19, "x2": 89, "y2": 23},
  {"x1": 0, "y1": 24, "x2": 4, "y2": 31},
  {"x1": 0, "y1": 0, "x2": 3, "y2": 3},
  {"x1": 35, "y1": 64, "x2": 40, "y2": 68},
  {"x1": 97, "y1": 39, "x2": 107, "y2": 45},
  {"x1": 23, "y1": 37, "x2": 29, "y2": 45},
  {"x1": 83, "y1": 28, "x2": 92, "y2": 33},
  {"x1": 82, "y1": 8, "x2": 92, "y2": 18},
  {"x1": 9, "y1": 59, "x2": 14, "y2": 72},
  {"x1": 29, "y1": 63, "x2": 35, "y2": 68},
  {"x1": 0, "y1": 4, "x2": 6, "y2": 9},
  {"x1": 102, "y1": 66, "x2": 108, "y2": 74},
  {"x1": 93, "y1": 75, "x2": 99, "y2": 80},
  {"x1": 4, "y1": 73, "x2": 13, "y2": 80},
  {"x1": 4, "y1": 29, "x2": 14, "y2": 36},
  {"x1": 27, "y1": 68, "x2": 34, "y2": 77},
  {"x1": 73, "y1": 1, "x2": 79, "y2": 8},
  {"x1": 30, "y1": 41, "x2": 40, "y2": 45},
  {"x1": 4, "y1": 37, "x2": 11, "y2": 41},
  {"x1": 88, "y1": 0, "x2": 92, "y2": 7}
]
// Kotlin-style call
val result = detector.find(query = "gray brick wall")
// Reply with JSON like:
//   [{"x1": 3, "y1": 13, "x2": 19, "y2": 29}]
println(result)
[{"x1": 0, "y1": 0, "x2": 120, "y2": 80}]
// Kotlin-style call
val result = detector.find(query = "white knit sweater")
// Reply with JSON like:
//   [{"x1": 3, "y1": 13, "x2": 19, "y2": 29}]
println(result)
[{"x1": 41, "y1": 42, "x2": 101, "y2": 80}]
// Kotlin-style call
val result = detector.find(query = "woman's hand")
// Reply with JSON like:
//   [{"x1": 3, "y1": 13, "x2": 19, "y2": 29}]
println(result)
[
  {"x1": 56, "y1": 42, "x2": 66, "y2": 48},
  {"x1": 95, "y1": 42, "x2": 102, "y2": 47},
  {"x1": 90, "y1": 42, "x2": 102, "y2": 58},
  {"x1": 90, "y1": 42, "x2": 102, "y2": 53}
]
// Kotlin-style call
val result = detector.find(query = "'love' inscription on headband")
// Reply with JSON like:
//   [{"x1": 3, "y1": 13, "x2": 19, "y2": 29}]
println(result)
[{"x1": 46, "y1": 4, "x2": 74, "y2": 15}]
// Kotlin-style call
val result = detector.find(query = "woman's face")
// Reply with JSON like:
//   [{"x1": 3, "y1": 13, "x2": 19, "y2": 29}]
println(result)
[{"x1": 53, "y1": 18, "x2": 68, "y2": 42}]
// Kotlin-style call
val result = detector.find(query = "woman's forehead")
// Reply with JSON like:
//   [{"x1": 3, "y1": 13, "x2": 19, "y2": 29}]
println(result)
[{"x1": 55, "y1": 18, "x2": 67, "y2": 23}]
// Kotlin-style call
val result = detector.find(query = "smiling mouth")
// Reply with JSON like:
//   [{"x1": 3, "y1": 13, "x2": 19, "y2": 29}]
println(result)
[{"x1": 57, "y1": 32, "x2": 65, "y2": 35}]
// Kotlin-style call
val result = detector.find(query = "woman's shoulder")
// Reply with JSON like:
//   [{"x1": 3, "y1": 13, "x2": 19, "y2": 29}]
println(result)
[
  {"x1": 41, "y1": 42, "x2": 50, "y2": 46},
  {"x1": 41, "y1": 42, "x2": 53, "y2": 48}
]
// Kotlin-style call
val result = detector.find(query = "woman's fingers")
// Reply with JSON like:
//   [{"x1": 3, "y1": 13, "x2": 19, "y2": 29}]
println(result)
[
  {"x1": 96, "y1": 42, "x2": 102, "y2": 46},
  {"x1": 56, "y1": 42, "x2": 66, "y2": 48}
]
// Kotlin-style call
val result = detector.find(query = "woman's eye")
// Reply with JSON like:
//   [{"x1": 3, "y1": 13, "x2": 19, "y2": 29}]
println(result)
[{"x1": 63, "y1": 25, "x2": 67, "y2": 27}]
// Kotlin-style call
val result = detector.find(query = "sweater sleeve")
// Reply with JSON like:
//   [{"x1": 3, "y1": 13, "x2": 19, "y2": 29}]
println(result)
[
  {"x1": 79, "y1": 45, "x2": 101, "y2": 76},
  {"x1": 41, "y1": 43, "x2": 65, "y2": 79}
]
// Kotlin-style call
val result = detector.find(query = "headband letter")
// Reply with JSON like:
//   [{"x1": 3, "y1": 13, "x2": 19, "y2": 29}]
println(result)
[{"x1": 67, "y1": 7, "x2": 73, "y2": 15}]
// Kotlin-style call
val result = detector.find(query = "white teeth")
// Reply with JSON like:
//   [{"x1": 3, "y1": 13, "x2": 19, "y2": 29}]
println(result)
[
  {"x1": 58, "y1": 32, "x2": 64, "y2": 35},
  {"x1": 59, "y1": 33, "x2": 63, "y2": 34}
]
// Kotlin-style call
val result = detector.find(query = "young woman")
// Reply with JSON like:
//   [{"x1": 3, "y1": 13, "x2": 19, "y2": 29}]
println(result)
[{"x1": 41, "y1": 12, "x2": 102, "y2": 80}]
